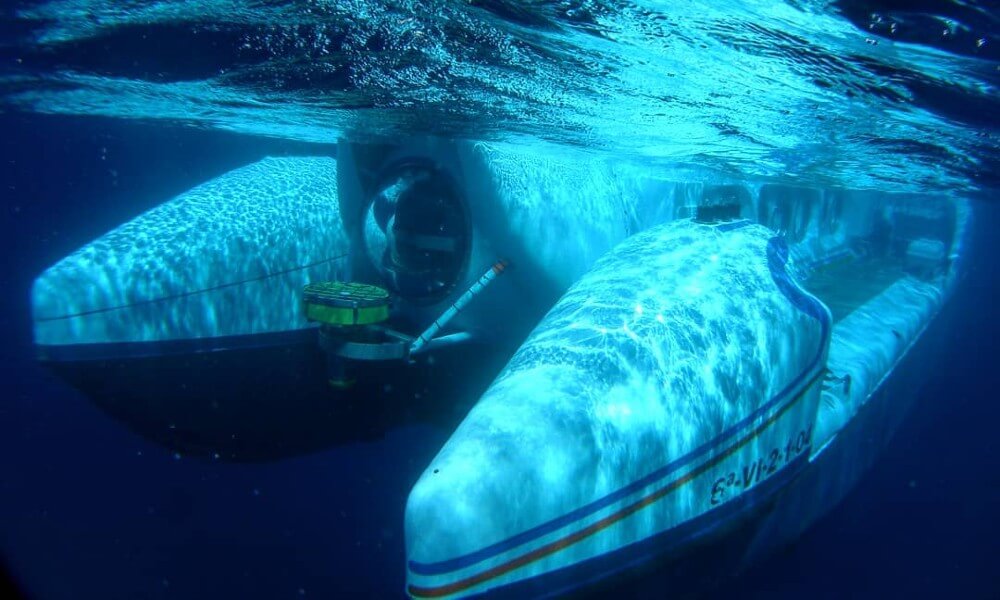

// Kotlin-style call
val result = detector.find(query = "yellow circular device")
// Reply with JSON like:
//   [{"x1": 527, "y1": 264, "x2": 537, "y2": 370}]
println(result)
[{"x1": 302, "y1": 281, "x2": 390, "y2": 326}]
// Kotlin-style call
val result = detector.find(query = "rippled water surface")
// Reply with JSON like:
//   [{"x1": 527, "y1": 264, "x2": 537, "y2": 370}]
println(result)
[{"x1": 1, "y1": 0, "x2": 998, "y2": 193}]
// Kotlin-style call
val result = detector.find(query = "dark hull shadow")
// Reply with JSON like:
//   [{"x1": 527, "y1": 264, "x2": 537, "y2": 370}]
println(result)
[{"x1": 45, "y1": 337, "x2": 515, "y2": 461}]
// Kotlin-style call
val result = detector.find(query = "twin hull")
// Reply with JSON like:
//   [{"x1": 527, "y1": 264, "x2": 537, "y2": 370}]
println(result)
[{"x1": 31, "y1": 140, "x2": 968, "y2": 597}]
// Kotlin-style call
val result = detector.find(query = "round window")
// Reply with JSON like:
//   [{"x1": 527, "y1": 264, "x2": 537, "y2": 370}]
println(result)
[{"x1": 362, "y1": 161, "x2": 470, "y2": 303}]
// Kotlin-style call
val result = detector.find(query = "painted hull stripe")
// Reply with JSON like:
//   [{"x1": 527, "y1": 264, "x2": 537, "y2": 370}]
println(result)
[
  {"x1": 407, "y1": 370, "x2": 818, "y2": 599},
  {"x1": 473, "y1": 452, "x2": 811, "y2": 600},
  {"x1": 408, "y1": 236, "x2": 830, "y2": 577}
]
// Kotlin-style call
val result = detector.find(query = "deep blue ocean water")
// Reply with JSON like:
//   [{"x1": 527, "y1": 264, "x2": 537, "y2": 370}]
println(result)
[{"x1": 2, "y1": 1, "x2": 1000, "y2": 598}]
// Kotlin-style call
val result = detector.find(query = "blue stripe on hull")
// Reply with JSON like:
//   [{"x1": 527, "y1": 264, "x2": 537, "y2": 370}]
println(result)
[{"x1": 471, "y1": 453, "x2": 810, "y2": 599}]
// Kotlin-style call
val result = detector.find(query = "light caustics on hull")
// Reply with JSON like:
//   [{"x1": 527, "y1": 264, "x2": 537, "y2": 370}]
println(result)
[
  {"x1": 28, "y1": 139, "x2": 968, "y2": 595},
  {"x1": 32, "y1": 156, "x2": 350, "y2": 359},
  {"x1": 405, "y1": 221, "x2": 830, "y2": 598}
]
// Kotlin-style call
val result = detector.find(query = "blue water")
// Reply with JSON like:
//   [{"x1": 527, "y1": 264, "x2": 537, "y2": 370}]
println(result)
[{"x1": 1, "y1": 0, "x2": 999, "y2": 598}]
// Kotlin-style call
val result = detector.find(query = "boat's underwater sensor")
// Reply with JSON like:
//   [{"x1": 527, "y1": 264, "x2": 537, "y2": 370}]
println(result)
[
  {"x1": 303, "y1": 281, "x2": 391, "y2": 327},
  {"x1": 303, "y1": 261, "x2": 508, "y2": 388}
]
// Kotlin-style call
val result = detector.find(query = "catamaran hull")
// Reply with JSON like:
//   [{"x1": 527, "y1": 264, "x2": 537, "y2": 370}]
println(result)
[
  {"x1": 404, "y1": 204, "x2": 967, "y2": 598},
  {"x1": 445, "y1": 284, "x2": 955, "y2": 600}
]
